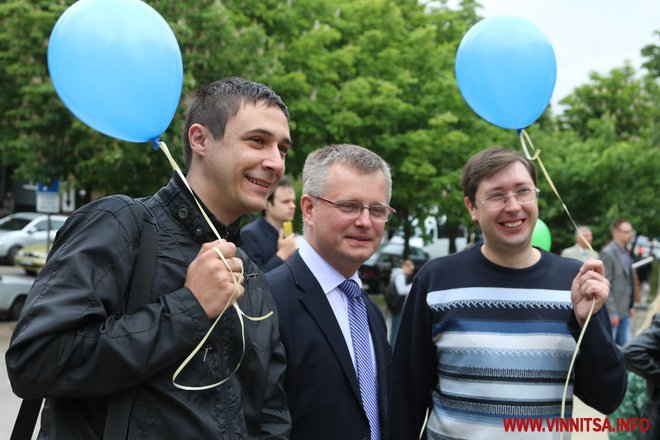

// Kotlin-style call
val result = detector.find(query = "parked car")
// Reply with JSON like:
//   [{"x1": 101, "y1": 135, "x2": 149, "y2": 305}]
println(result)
[
  {"x1": 633, "y1": 235, "x2": 659, "y2": 260},
  {"x1": 358, "y1": 241, "x2": 430, "y2": 294},
  {"x1": 0, "y1": 273, "x2": 33, "y2": 320},
  {"x1": 15, "y1": 242, "x2": 51, "y2": 275},
  {"x1": 0, "y1": 212, "x2": 67, "y2": 264}
]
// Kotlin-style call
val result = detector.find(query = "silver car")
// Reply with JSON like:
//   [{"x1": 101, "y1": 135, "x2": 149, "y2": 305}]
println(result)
[
  {"x1": 0, "y1": 212, "x2": 67, "y2": 264},
  {"x1": 0, "y1": 274, "x2": 32, "y2": 320}
]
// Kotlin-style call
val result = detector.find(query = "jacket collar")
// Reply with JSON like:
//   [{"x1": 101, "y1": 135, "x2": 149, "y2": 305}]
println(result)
[{"x1": 155, "y1": 174, "x2": 243, "y2": 246}]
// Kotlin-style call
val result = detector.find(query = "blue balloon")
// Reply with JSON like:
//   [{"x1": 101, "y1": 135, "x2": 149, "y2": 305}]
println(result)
[
  {"x1": 48, "y1": 0, "x2": 183, "y2": 143},
  {"x1": 455, "y1": 16, "x2": 557, "y2": 130}
]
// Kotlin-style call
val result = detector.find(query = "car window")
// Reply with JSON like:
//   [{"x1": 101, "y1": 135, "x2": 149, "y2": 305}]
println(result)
[
  {"x1": 33, "y1": 221, "x2": 50, "y2": 231},
  {"x1": 410, "y1": 247, "x2": 428, "y2": 257},
  {"x1": 31, "y1": 219, "x2": 65, "y2": 231},
  {"x1": 0, "y1": 218, "x2": 31, "y2": 231}
]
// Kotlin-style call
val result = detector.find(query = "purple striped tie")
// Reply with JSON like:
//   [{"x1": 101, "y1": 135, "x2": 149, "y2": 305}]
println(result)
[{"x1": 339, "y1": 279, "x2": 381, "y2": 440}]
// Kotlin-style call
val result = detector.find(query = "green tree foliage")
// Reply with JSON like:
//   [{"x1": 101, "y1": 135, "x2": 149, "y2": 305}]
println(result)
[
  {"x1": 232, "y1": 0, "x2": 507, "y2": 249},
  {"x1": 0, "y1": 1, "x2": 177, "y2": 198},
  {"x1": 641, "y1": 31, "x2": 660, "y2": 78},
  {"x1": 1, "y1": 1, "x2": 657, "y2": 254},
  {"x1": 559, "y1": 64, "x2": 657, "y2": 142},
  {"x1": 1, "y1": 0, "x2": 494, "y2": 253},
  {"x1": 536, "y1": 45, "x2": 659, "y2": 250}
]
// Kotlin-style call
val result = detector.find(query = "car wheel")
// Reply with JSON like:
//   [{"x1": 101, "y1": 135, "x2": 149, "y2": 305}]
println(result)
[
  {"x1": 7, "y1": 245, "x2": 22, "y2": 265},
  {"x1": 9, "y1": 295, "x2": 26, "y2": 321},
  {"x1": 24, "y1": 269, "x2": 38, "y2": 276}
]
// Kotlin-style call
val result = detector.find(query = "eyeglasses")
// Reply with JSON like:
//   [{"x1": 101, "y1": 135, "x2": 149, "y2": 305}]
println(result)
[
  {"x1": 475, "y1": 187, "x2": 540, "y2": 210},
  {"x1": 312, "y1": 196, "x2": 396, "y2": 222}
]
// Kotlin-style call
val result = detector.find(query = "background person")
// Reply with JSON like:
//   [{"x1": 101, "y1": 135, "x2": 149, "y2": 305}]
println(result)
[
  {"x1": 241, "y1": 175, "x2": 297, "y2": 271},
  {"x1": 1, "y1": 191, "x2": 15, "y2": 218},
  {"x1": 601, "y1": 218, "x2": 636, "y2": 346},
  {"x1": 267, "y1": 144, "x2": 393, "y2": 440},
  {"x1": 6, "y1": 77, "x2": 292, "y2": 438},
  {"x1": 391, "y1": 147, "x2": 626, "y2": 439},
  {"x1": 561, "y1": 225, "x2": 600, "y2": 262},
  {"x1": 386, "y1": 258, "x2": 414, "y2": 347},
  {"x1": 622, "y1": 299, "x2": 660, "y2": 440},
  {"x1": 607, "y1": 294, "x2": 660, "y2": 440}
]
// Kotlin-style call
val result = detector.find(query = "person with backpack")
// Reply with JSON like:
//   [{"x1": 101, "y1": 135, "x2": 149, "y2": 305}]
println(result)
[
  {"x1": 384, "y1": 259, "x2": 415, "y2": 346},
  {"x1": 6, "y1": 77, "x2": 292, "y2": 439}
]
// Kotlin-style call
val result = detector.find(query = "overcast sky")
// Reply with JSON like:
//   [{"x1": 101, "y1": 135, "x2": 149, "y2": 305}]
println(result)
[{"x1": 453, "y1": 0, "x2": 659, "y2": 109}]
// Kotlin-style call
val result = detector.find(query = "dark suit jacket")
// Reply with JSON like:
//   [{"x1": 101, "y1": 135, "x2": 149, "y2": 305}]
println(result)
[
  {"x1": 241, "y1": 216, "x2": 284, "y2": 272},
  {"x1": 267, "y1": 251, "x2": 391, "y2": 440}
]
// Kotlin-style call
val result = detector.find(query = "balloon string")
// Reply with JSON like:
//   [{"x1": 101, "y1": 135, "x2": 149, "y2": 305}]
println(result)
[
  {"x1": 157, "y1": 141, "x2": 273, "y2": 391},
  {"x1": 519, "y1": 130, "x2": 593, "y2": 252},
  {"x1": 519, "y1": 129, "x2": 595, "y2": 431},
  {"x1": 419, "y1": 407, "x2": 430, "y2": 440},
  {"x1": 559, "y1": 299, "x2": 595, "y2": 440}
]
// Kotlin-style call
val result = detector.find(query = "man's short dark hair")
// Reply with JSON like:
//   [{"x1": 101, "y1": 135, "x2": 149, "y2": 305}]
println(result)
[
  {"x1": 610, "y1": 218, "x2": 631, "y2": 232},
  {"x1": 267, "y1": 175, "x2": 294, "y2": 204},
  {"x1": 182, "y1": 77, "x2": 289, "y2": 170},
  {"x1": 461, "y1": 147, "x2": 537, "y2": 201}
]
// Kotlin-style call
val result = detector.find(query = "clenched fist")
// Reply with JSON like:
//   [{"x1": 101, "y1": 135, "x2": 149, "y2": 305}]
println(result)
[{"x1": 186, "y1": 239, "x2": 245, "y2": 319}]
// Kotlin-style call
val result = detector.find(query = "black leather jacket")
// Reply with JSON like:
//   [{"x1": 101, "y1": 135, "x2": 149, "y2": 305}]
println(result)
[
  {"x1": 623, "y1": 313, "x2": 660, "y2": 440},
  {"x1": 6, "y1": 176, "x2": 291, "y2": 439}
]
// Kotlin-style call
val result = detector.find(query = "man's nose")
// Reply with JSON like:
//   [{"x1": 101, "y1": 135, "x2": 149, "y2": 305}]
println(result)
[
  {"x1": 263, "y1": 144, "x2": 285, "y2": 172},
  {"x1": 502, "y1": 194, "x2": 522, "y2": 209},
  {"x1": 354, "y1": 206, "x2": 373, "y2": 226}
]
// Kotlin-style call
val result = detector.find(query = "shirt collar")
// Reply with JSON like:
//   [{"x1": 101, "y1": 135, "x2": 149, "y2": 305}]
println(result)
[{"x1": 299, "y1": 240, "x2": 362, "y2": 294}]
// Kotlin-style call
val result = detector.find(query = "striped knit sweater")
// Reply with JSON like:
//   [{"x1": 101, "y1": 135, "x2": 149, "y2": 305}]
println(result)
[{"x1": 391, "y1": 245, "x2": 626, "y2": 440}]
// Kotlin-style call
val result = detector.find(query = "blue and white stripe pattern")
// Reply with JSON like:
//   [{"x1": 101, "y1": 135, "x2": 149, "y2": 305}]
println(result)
[
  {"x1": 340, "y1": 279, "x2": 381, "y2": 440},
  {"x1": 427, "y1": 285, "x2": 576, "y2": 439}
]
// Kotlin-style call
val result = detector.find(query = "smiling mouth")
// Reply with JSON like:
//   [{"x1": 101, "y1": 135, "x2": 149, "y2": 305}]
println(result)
[
  {"x1": 502, "y1": 220, "x2": 524, "y2": 228},
  {"x1": 247, "y1": 176, "x2": 271, "y2": 189},
  {"x1": 348, "y1": 235, "x2": 373, "y2": 245}
]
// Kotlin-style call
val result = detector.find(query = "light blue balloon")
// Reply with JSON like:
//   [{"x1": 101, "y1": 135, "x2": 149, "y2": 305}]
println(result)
[
  {"x1": 48, "y1": 0, "x2": 183, "y2": 143},
  {"x1": 455, "y1": 16, "x2": 557, "y2": 130}
]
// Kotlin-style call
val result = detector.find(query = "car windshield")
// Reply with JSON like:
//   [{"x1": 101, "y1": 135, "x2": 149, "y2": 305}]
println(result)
[
  {"x1": 0, "y1": 218, "x2": 31, "y2": 231},
  {"x1": 364, "y1": 242, "x2": 421, "y2": 266}
]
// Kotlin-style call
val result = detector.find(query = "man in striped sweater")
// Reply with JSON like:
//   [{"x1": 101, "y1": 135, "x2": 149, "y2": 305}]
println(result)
[{"x1": 391, "y1": 147, "x2": 626, "y2": 439}]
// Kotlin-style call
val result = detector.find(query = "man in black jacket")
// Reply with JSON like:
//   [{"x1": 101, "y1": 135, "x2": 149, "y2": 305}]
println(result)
[
  {"x1": 6, "y1": 77, "x2": 292, "y2": 439},
  {"x1": 623, "y1": 313, "x2": 660, "y2": 440}
]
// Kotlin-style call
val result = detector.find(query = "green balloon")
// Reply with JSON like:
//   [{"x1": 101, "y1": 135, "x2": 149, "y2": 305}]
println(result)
[{"x1": 532, "y1": 218, "x2": 552, "y2": 251}]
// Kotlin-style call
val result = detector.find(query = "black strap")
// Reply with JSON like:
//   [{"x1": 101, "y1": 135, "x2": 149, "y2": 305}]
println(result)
[
  {"x1": 11, "y1": 398, "x2": 42, "y2": 440},
  {"x1": 11, "y1": 205, "x2": 156, "y2": 440},
  {"x1": 104, "y1": 210, "x2": 156, "y2": 440}
]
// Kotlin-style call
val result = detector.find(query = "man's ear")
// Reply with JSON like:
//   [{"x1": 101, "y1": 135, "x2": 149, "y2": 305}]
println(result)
[
  {"x1": 300, "y1": 195, "x2": 314, "y2": 225},
  {"x1": 464, "y1": 196, "x2": 478, "y2": 222},
  {"x1": 188, "y1": 123, "x2": 208, "y2": 157}
]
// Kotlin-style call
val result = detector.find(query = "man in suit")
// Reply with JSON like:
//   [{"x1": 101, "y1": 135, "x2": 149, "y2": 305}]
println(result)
[
  {"x1": 241, "y1": 175, "x2": 297, "y2": 271},
  {"x1": 601, "y1": 218, "x2": 636, "y2": 345},
  {"x1": 267, "y1": 144, "x2": 393, "y2": 440},
  {"x1": 561, "y1": 225, "x2": 600, "y2": 262}
]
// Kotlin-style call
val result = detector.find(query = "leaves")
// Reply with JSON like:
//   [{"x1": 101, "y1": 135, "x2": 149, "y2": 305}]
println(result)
[{"x1": 0, "y1": 0, "x2": 657, "y2": 251}]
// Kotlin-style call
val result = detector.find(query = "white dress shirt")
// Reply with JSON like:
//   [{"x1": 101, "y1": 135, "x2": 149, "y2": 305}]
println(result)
[{"x1": 299, "y1": 240, "x2": 378, "y2": 371}]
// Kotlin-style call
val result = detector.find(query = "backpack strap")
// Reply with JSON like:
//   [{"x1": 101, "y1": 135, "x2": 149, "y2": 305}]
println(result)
[
  {"x1": 11, "y1": 200, "x2": 157, "y2": 440},
  {"x1": 103, "y1": 201, "x2": 156, "y2": 439},
  {"x1": 11, "y1": 398, "x2": 42, "y2": 440}
]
